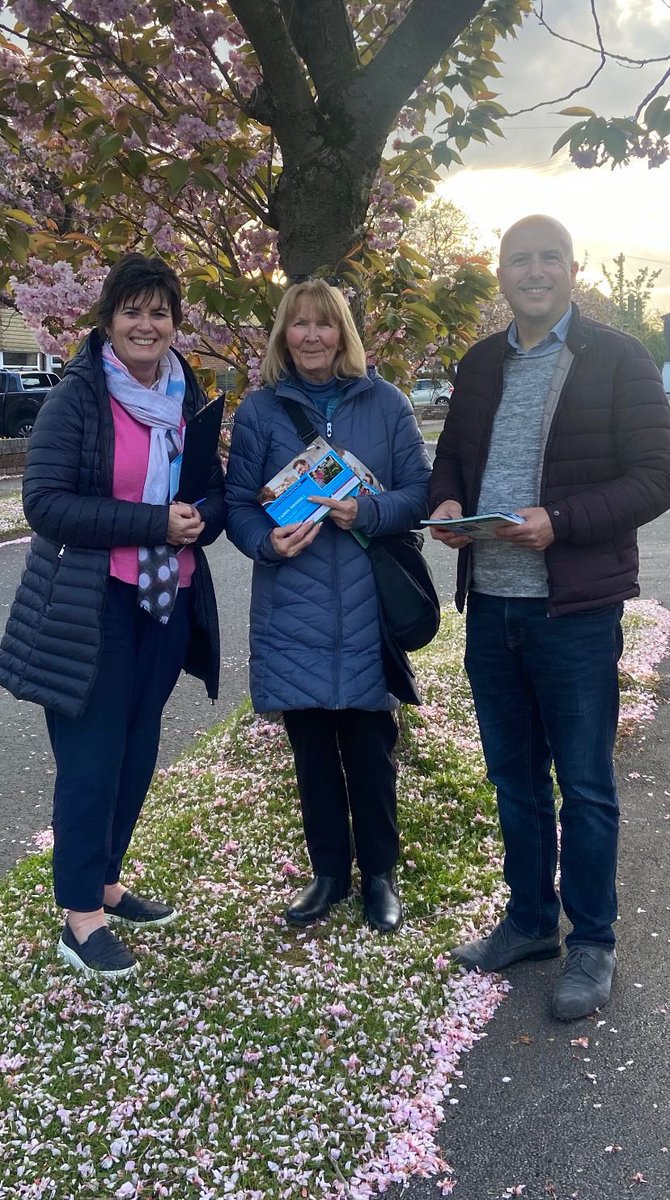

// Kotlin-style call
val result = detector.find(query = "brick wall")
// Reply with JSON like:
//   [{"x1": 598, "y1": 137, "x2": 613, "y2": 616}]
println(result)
[
  {"x1": 414, "y1": 402, "x2": 449, "y2": 424},
  {"x1": 0, "y1": 437, "x2": 27, "y2": 476}
]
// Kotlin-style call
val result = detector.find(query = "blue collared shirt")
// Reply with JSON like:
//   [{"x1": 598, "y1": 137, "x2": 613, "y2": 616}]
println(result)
[{"x1": 507, "y1": 306, "x2": 572, "y2": 358}]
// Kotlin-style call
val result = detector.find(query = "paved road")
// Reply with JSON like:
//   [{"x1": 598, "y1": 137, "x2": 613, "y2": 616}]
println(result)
[{"x1": 393, "y1": 667, "x2": 670, "y2": 1200}]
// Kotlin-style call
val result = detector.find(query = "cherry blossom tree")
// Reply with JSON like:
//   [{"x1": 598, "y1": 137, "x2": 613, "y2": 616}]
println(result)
[{"x1": 0, "y1": 1, "x2": 666, "y2": 387}]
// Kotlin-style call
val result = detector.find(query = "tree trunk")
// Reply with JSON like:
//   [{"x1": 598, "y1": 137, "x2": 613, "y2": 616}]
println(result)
[{"x1": 271, "y1": 146, "x2": 379, "y2": 280}]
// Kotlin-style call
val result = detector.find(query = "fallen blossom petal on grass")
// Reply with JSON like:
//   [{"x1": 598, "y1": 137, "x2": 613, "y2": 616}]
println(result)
[
  {"x1": 0, "y1": 601, "x2": 666, "y2": 1199},
  {"x1": 0, "y1": 492, "x2": 29, "y2": 539},
  {"x1": 618, "y1": 599, "x2": 670, "y2": 728},
  {"x1": 29, "y1": 828, "x2": 54, "y2": 852},
  {"x1": 0, "y1": 610, "x2": 506, "y2": 1200}
]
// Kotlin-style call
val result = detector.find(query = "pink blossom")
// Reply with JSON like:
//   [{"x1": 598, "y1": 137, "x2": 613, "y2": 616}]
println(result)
[
  {"x1": 327, "y1": 1002, "x2": 351, "y2": 1018},
  {"x1": 0, "y1": 1053, "x2": 27, "y2": 1073},
  {"x1": 12, "y1": 0, "x2": 53, "y2": 31}
]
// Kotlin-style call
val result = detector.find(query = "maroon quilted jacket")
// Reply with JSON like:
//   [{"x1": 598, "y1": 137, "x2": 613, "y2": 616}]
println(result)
[{"x1": 430, "y1": 305, "x2": 670, "y2": 615}]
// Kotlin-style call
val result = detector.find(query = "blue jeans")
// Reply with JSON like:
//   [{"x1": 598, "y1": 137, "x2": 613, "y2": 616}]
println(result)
[{"x1": 465, "y1": 592, "x2": 623, "y2": 948}]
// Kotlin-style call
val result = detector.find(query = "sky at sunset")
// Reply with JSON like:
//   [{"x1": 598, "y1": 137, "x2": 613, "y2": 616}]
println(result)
[{"x1": 437, "y1": 1, "x2": 670, "y2": 317}]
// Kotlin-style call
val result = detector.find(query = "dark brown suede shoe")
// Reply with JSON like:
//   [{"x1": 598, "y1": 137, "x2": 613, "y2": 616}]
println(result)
[{"x1": 451, "y1": 917, "x2": 561, "y2": 972}]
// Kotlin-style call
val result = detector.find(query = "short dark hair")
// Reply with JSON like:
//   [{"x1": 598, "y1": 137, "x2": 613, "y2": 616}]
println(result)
[{"x1": 96, "y1": 253, "x2": 182, "y2": 335}]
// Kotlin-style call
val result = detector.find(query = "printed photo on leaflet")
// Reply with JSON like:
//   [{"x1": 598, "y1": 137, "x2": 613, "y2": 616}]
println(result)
[{"x1": 258, "y1": 437, "x2": 383, "y2": 526}]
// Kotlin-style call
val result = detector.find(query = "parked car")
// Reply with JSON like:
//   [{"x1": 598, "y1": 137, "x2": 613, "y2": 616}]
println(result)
[
  {"x1": 408, "y1": 379, "x2": 453, "y2": 407},
  {"x1": 0, "y1": 369, "x2": 58, "y2": 438}
]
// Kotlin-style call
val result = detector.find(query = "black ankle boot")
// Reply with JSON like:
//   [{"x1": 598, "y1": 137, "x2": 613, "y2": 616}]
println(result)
[
  {"x1": 362, "y1": 870, "x2": 403, "y2": 934},
  {"x1": 285, "y1": 875, "x2": 351, "y2": 926}
]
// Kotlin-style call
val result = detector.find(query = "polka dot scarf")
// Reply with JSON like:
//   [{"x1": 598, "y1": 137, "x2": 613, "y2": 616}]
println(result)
[{"x1": 102, "y1": 340, "x2": 186, "y2": 624}]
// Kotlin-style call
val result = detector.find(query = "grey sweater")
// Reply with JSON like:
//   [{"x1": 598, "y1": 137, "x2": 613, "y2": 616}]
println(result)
[{"x1": 472, "y1": 350, "x2": 561, "y2": 597}]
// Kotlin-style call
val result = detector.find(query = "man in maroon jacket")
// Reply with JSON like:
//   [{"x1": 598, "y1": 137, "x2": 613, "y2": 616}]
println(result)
[{"x1": 429, "y1": 214, "x2": 670, "y2": 1020}]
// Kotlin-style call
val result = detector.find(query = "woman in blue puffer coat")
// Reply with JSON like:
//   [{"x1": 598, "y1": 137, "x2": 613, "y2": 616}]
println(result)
[{"x1": 226, "y1": 280, "x2": 431, "y2": 933}]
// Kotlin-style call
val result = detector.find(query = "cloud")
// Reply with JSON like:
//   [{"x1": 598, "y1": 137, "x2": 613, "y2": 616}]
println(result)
[
  {"x1": 455, "y1": 1, "x2": 670, "y2": 171},
  {"x1": 439, "y1": 161, "x2": 670, "y2": 312},
  {"x1": 433, "y1": 2, "x2": 670, "y2": 315}
]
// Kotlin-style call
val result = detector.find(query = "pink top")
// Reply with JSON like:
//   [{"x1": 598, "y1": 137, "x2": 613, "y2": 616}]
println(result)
[{"x1": 109, "y1": 398, "x2": 196, "y2": 587}]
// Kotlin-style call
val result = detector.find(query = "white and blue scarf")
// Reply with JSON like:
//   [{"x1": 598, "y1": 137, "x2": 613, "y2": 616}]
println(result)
[{"x1": 102, "y1": 340, "x2": 186, "y2": 623}]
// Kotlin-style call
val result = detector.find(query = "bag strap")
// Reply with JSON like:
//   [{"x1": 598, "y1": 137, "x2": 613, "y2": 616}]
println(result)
[{"x1": 281, "y1": 397, "x2": 318, "y2": 446}]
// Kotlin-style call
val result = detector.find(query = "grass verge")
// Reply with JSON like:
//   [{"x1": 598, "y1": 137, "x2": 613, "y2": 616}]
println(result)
[
  {"x1": 0, "y1": 601, "x2": 668, "y2": 1200},
  {"x1": 0, "y1": 491, "x2": 28, "y2": 542}
]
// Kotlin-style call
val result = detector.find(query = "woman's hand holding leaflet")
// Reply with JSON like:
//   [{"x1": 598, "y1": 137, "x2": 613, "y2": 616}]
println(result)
[
  {"x1": 270, "y1": 520, "x2": 322, "y2": 558},
  {"x1": 310, "y1": 495, "x2": 358, "y2": 530}
]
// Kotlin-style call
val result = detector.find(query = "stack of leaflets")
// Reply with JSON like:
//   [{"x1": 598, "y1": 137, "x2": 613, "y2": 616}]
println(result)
[
  {"x1": 259, "y1": 437, "x2": 381, "y2": 526},
  {"x1": 420, "y1": 512, "x2": 526, "y2": 539}
]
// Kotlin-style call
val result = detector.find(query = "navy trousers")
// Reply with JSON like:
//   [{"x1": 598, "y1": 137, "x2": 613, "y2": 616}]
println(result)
[
  {"x1": 45, "y1": 578, "x2": 191, "y2": 911},
  {"x1": 283, "y1": 708, "x2": 399, "y2": 878}
]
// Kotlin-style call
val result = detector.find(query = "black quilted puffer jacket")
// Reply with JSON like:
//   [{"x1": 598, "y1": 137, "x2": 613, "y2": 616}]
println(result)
[
  {"x1": 0, "y1": 330, "x2": 226, "y2": 717},
  {"x1": 430, "y1": 305, "x2": 670, "y2": 615}
]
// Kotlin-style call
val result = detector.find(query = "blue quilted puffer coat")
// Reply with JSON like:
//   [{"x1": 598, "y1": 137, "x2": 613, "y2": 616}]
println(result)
[{"x1": 226, "y1": 370, "x2": 431, "y2": 712}]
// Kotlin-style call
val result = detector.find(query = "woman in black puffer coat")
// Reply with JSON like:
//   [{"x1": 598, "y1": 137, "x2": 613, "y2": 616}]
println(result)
[{"x1": 0, "y1": 254, "x2": 226, "y2": 979}]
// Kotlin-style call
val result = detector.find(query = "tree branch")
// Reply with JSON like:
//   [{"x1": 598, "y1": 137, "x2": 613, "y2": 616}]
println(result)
[
  {"x1": 508, "y1": 0, "x2": 670, "y2": 119},
  {"x1": 507, "y1": 60, "x2": 606, "y2": 118},
  {"x1": 277, "y1": 0, "x2": 357, "y2": 100},
  {"x1": 534, "y1": 0, "x2": 670, "y2": 68},
  {"x1": 226, "y1": 0, "x2": 317, "y2": 158},
  {"x1": 349, "y1": 0, "x2": 485, "y2": 143},
  {"x1": 635, "y1": 63, "x2": 670, "y2": 120},
  {"x1": 57, "y1": 11, "x2": 171, "y2": 117}
]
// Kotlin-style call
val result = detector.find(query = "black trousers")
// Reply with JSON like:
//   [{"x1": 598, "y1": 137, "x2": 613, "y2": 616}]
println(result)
[
  {"x1": 282, "y1": 708, "x2": 399, "y2": 877},
  {"x1": 45, "y1": 578, "x2": 191, "y2": 912}
]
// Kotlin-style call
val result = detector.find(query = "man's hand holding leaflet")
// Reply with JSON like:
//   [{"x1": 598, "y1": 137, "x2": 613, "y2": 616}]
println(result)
[{"x1": 423, "y1": 511, "x2": 526, "y2": 539}]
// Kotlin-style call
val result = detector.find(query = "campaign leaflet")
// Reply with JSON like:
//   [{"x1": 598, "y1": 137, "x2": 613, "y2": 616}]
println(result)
[
  {"x1": 258, "y1": 438, "x2": 382, "y2": 526},
  {"x1": 420, "y1": 512, "x2": 525, "y2": 539}
]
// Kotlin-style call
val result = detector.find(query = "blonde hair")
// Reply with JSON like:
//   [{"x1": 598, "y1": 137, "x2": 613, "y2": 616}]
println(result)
[{"x1": 262, "y1": 279, "x2": 367, "y2": 385}]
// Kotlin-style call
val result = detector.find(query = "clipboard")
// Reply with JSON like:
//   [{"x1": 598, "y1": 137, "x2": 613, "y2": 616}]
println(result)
[{"x1": 171, "y1": 394, "x2": 224, "y2": 504}]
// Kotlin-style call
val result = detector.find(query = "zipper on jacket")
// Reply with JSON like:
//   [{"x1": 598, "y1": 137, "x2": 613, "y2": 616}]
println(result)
[
  {"x1": 538, "y1": 354, "x2": 578, "y2": 501},
  {"x1": 58, "y1": 545, "x2": 65, "y2": 558},
  {"x1": 468, "y1": 351, "x2": 506, "y2": 514},
  {"x1": 538, "y1": 353, "x2": 579, "y2": 618},
  {"x1": 332, "y1": 533, "x2": 343, "y2": 708},
  {"x1": 326, "y1": 420, "x2": 332, "y2": 438}
]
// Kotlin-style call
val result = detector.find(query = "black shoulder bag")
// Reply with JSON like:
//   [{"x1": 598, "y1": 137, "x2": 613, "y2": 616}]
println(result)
[{"x1": 280, "y1": 398, "x2": 441, "y2": 704}]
